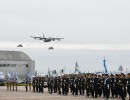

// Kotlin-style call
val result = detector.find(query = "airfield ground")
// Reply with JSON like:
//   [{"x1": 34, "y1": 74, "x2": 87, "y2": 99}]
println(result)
[{"x1": 0, "y1": 86, "x2": 129, "y2": 100}]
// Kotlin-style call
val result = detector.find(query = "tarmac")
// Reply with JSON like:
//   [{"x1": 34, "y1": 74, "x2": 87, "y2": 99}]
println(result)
[{"x1": 0, "y1": 86, "x2": 129, "y2": 100}]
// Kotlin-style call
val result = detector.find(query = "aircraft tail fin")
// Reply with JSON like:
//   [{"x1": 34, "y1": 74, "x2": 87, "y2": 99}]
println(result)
[{"x1": 43, "y1": 33, "x2": 45, "y2": 38}]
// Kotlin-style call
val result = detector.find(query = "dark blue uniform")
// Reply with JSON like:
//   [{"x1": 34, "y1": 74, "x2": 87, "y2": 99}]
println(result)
[{"x1": 104, "y1": 77, "x2": 110, "y2": 99}]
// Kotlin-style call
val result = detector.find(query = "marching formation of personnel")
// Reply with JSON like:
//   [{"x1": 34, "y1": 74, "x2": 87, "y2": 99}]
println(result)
[
  {"x1": 24, "y1": 75, "x2": 33, "y2": 92},
  {"x1": 32, "y1": 77, "x2": 44, "y2": 93},
  {"x1": 6, "y1": 76, "x2": 18, "y2": 91},
  {"x1": 46, "y1": 73, "x2": 130, "y2": 100},
  {"x1": 6, "y1": 73, "x2": 130, "y2": 100}
]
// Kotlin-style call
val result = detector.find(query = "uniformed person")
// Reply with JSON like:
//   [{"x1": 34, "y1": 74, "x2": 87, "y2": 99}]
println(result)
[
  {"x1": 62, "y1": 75, "x2": 65, "y2": 95},
  {"x1": 79, "y1": 75, "x2": 82, "y2": 95},
  {"x1": 28, "y1": 77, "x2": 32, "y2": 91},
  {"x1": 40, "y1": 77, "x2": 44, "y2": 93},
  {"x1": 81, "y1": 75, "x2": 85, "y2": 95},
  {"x1": 36, "y1": 77, "x2": 41, "y2": 93},
  {"x1": 114, "y1": 74, "x2": 120, "y2": 97},
  {"x1": 32, "y1": 77, "x2": 36, "y2": 92},
  {"x1": 97, "y1": 75, "x2": 102, "y2": 97},
  {"x1": 94, "y1": 74, "x2": 98, "y2": 98},
  {"x1": 118, "y1": 73, "x2": 127, "y2": 100},
  {"x1": 110, "y1": 74, "x2": 115, "y2": 97},
  {"x1": 39, "y1": 77, "x2": 43, "y2": 93},
  {"x1": 104, "y1": 74, "x2": 110, "y2": 100},
  {"x1": 101, "y1": 75, "x2": 105, "y2": 98},
  {"x1": 6, "y1": 78, "x2": 9, "y2": 90},
  {"x1": 127, "y1": 73, "x2": 130, "y2": 100},
  {"x1": 12, "y1": 77, "x2": 15, "y2": 91},
  {"x1": 43, "y1": 77, "x2": 45, "y2": 92},
  {"x1": 41, "y1": 77, "x2": 44, "y2": 93},
  {"x1": 15, "y1": 76, "x2": 18, "y2": 91},
  {"x1": 74, "y1": 75, "x2": 79, "y2": 95},
  {"x1": 78, "y1": 75, "x2": 83, "y2": 95},
  {"x1": 85, "y1": 74, "x2": 90, "y2": 97},
  {"x1": 62, "y1": 75, "x2": 69, "y2": 95},
  {"x1": 65, "y1": 75, "x2": 69, "y2": 95},
  {"x1": 47, "y1": 77, "x2": 50, "y2": 93},
  {"x1": 70, "y1": 75, "x2": 75, "y2": 95},
  {"x1": 57, "y1": 76, "x2": 61, "y2": 94},
  {"x1": 90, "y1": 74, "x2": 94, "y2": 98},
  {"x1": 9, "y1": 78, "x2": 12, "y2": 90},
  {"x1": 50, "y1": 77, "x2": 54, "y2": 94},
  {"x1": 25, "y1": 76, "x2": 28, "y2": 92},
  {"x1": 38, "y1": 77, "x2": 41, "y2": 93},
  {"x1": 54, "y1": 77, "x2": 57, "y2": 93}
]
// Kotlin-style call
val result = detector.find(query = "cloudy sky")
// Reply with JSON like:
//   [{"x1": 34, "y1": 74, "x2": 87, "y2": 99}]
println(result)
[{"x1": 0, "y1": 0, "x2": 130, "y2": 74}]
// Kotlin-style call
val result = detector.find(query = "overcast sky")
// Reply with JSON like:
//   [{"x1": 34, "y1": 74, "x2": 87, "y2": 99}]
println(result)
[{"x1": 0, "y1": 0, "x2": 130, "y2": 74}]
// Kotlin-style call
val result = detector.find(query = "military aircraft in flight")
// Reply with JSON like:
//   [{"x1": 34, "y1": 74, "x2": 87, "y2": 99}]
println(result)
[
  {"x1": 48, "y1": 46, "x2": 54, "y2": 50},
  {"x1": 30, "y1": 34, "x2": 64, "y2": 42},
  {"x1": 17, "y1": 44, "x2": 23, "y2": 47}
]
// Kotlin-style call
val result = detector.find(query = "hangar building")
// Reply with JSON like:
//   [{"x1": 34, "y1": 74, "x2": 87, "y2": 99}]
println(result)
[{"x1": 0, "y1": 50, "x2": 35, "y2": 79}]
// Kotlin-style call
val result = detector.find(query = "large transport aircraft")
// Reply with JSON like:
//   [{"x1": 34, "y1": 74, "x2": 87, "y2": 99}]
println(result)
[{"x1": 30, "y1": 34, "x2": 64, "y2": 42}]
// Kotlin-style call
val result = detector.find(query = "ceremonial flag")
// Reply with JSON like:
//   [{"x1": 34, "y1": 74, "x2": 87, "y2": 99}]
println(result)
[
  {"x1": 48, "y1": 67, "x2": 51, "y2": 77},
  {"x1": 6, "y1": 71, "x2": 11, "y2": 80},
  {"x1": 52, "y1": 70, "x2": 56, "y2": 74},
  {"x1": 60, "y1": 67, "x2": 65, "y2": 76},
  {"x1": 52, "y1": 70, "x2": 57, "y2": 77},
  {"x1": 15, "y1": 71, "x2": 19, "y2": 82},
  {"x1": 27, "y1": 71, "x2": 32, "y2": 81},
  {"x1": 75, "y1": 62, "x2": 82, "y2": 74},
  {"x1": 103, "y1": 58, "x2": 107, "y2": 74},
  {"x1": 75, "y1": 62, "x2": 79, "y2": 74},
  {"x1": 76, "y1": 68, "x2": 82, "y2": 74},
  {"x1": 34, "y1": 71, "x2": 37, "y2": 77}
]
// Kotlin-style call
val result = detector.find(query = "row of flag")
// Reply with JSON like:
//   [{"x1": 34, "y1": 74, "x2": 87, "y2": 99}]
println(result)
[
  {"x1": 6, "y1": 71, "x2": 19, "y2": 82},
  {"x1": 6, "y1": 71, "x2": 33, "y2": 82},
  {"x1": 48, "y1": 67, "x2": 66, "y2": 77},
  {"x1": 5, "y1": 58, "x2": 108, "y2": 80},
  {"x1": 47, "y1": 58, "x2": 107, "y2": 77}
]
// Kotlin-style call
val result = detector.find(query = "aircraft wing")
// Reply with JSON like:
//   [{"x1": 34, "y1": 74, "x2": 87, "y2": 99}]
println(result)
[
  {"x1": 52, "y1": 38, "x2": 64, "y2": 41},
  {"x1": 38, "y1": 37, "x2": 46, "y2": 40},
  {"x1": 30, "y1": 36, "x2": 42, "y2": 39},
  {"x1": 30, "y1": 36, "x2": 47, "y2": 40}
]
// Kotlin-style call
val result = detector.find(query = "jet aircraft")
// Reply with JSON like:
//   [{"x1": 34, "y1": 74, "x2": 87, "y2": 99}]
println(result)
[
  {"x1": 17, "y1": 44, "x2": 23, "y2": 47},
  {"x1": 48, "y1": 46, "x2": 54, "y2": 50}
]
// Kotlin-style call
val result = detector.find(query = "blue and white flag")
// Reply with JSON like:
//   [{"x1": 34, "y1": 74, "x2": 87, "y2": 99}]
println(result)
[
  {"x1": 76, "y1": 68, "x2": 82, "y2": 74},
  {"x1": 52, "y1": 70, "x2": 56, "y2": 74},
  {"x1": 103, "y1": 58, "x2": 107, "y2": 74},
  {"x1": 52, "y1": 70, "x2": 57, "y2": 77},
  {"x1": 75, "y1": 62, "x2": 82, "y2": 74},
  {"x1": 48, "y1": 67, "x2": 51, "y2": 77},
  {"x1": 27, "y1": 71, "x2": 32, "y2": 82},
  {"x1": 6, "y1": 71, "x2": 12, "y2": 80},
  {"x1": 15, "y1": 71, "x2": 19, "y2": 82},
  {"x1": 75, "y1": 62, "x2": 79, "y2": 74},
  {"x1": 60, "y1": 67, "x2": 65, "y2": 76}
]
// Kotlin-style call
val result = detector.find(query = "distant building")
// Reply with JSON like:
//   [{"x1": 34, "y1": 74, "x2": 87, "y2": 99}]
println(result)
[{"x1": 0, "y1": 50, "x2": 35, "y2": 79}]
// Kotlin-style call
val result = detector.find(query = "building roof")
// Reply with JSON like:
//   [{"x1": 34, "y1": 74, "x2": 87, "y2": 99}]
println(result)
[{"x1": 0, "y1": 50, "x2": 32, "y2": 61}]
